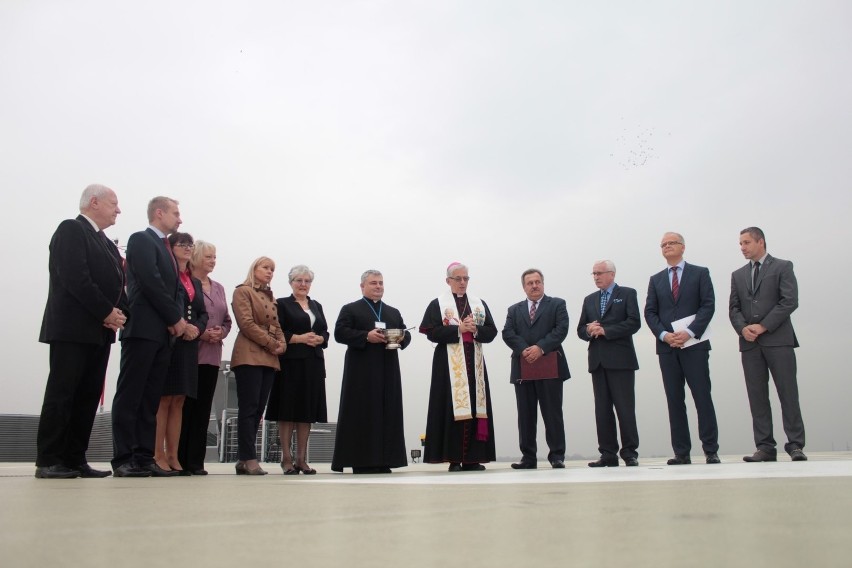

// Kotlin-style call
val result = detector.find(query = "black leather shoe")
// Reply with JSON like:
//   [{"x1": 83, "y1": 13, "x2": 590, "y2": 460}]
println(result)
[
  {"x1": 705, "y1": 453, "x2": 721, "y2": 464},
  {"x1": 624, "y1": 457, "x2": 639, "y2": 467},
  {"x1": 550, "y1": 460, "x2": 565, "y2": 469},
  {"x1": 743, "y1": 450, "x2": 777, "y2": 463},
  {"x1": 448, "y1": 463, "x2": 462, "y2": 472},
  {"x1": 113, "y1": 463, "x2": 152, "y2": 477},
  {"x1": 667, "y1": 455, "x2": 691, "y2": 465},
  {"x1": 461, "y1": 463, "x2": 485, "y2": 471},
  {"x1": 189, "y1": 469, "x2": 208, "y2": 476},
  {"x1": 142, "y1": 463, "x2": 180, "y2": 477},
  {"x1": 789, "y1": 448, "x2": 808, "y2": 461},
  {"x1": 511, "y1": 462, "x2": 537, "y2": 469},
  {"x1": 588, "y1": 457, "x2": 619, "y2": 468},
  {"x1": 34, "y1": 464, "x2": 80, "y2": 479},
  {"x1": 75, "y1": 464, "x2": 112, "y2": 478}
]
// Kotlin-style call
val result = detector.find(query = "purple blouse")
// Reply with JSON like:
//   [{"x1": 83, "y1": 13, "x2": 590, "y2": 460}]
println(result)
[{"x1": 197, "y1": 278, "x2": 232, "y2": 366}]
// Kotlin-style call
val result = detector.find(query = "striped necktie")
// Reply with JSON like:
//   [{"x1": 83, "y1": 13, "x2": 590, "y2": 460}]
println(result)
[
  {"x1": 671, "y1": 267, "x2": 680, "y2": 301},
  {"x1": 529, "y1": 301, "x2": 537, "y2": 322}
]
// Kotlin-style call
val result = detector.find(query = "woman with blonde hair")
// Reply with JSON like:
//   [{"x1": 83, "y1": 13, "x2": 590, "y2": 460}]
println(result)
[
  {"x1": 230, "y1": 256, "x2": 286, "y2": 475},
  {"x1": 178, "y1": 240, "x2": 231, "y2": 475}
]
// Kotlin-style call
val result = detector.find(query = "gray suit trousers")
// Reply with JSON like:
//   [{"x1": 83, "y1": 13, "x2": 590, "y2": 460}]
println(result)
[{"x1": 741, "y1": 345, "x2": 805, "y2": 453}]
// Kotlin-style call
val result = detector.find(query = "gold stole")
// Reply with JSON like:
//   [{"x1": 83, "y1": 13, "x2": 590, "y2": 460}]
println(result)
[{"x1": 438, "y1": 292, "x2": 488, "y2": 421}]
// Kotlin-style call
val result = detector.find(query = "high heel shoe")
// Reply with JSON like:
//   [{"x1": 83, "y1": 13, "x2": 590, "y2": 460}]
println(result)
[
  {"x1": 296, "y1": 463, "x2": 317, "y2": 475},
  {"x1": 280, "y1": 461, "x2": 299, "y2": 475},
  {"x1": 235, "y1": 462, "x2": 268, "y2": 476}
]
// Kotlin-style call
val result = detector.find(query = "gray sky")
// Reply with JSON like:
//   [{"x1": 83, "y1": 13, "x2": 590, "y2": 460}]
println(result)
[{"x1": 2, "y1": 1, "x2": 851, "y2": 459}]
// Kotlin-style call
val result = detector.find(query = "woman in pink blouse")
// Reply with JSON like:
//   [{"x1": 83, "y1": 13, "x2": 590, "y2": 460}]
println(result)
[{"x1": 178, "y1": 240, "x2": 232, "y2": 475}]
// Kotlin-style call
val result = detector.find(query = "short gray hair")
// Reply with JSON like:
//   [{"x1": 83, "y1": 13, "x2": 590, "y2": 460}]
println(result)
[
  {"x1": 594, "y1": 259, "x2": 616, "y2": 273},
  {"x1": 289, "y1": 265, "x2": 315, "y2": 282},
  {"x1": 446, "y1": 262, "x2": 468, "y2": 277},
  {"x1": 360, "y1": 269, "x2": 382, "y2": 284},
  {"x1": 79, "y1": 184, "x2": 113, "y2": 211},
  {"x1": 663, "y1": 231, "x2": 685, "y2": 245}
]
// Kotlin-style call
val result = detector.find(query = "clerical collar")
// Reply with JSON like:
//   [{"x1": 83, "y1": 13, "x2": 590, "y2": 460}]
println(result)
[{"x1": 362, "y1": 297, "x2": 383, "y2": 320}]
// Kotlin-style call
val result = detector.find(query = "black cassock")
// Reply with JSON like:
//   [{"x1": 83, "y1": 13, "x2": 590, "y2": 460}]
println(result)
[
  {"x1": 419, "y1": 295, "x2": 497, "y2": 464},
  {"x1": 331, "y1": 298, "x2": 410, "y2": 472}
]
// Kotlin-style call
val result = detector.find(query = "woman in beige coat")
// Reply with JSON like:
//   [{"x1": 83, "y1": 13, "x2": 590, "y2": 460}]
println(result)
[{"x1": 230, "y1": 256, "x2": 286, "y2": 475}]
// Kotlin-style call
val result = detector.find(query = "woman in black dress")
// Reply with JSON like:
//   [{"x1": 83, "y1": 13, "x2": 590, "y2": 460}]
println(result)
[
  {"x1": 266, "y1": 265, "x2": 328, "y2": 475},
  {"x1": 155, "y1": 232, "x2": 207, "y2": 473}
]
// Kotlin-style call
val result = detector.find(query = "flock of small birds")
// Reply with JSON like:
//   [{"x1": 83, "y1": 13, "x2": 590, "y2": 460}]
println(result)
[{"x1": 610, "y1": 120, "x2": 670, "y2": 170}]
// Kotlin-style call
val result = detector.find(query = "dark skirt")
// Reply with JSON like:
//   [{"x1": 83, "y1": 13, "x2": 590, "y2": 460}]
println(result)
[
  {"x1": 162, "y1": 339, "x2": 199, "y2": 398},
  {"x1": 266, "y1": 357, "x2": 327, "y2": 423}
]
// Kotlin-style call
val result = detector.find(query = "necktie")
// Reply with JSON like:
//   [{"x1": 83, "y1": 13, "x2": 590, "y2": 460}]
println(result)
[
  {"x1": 752, "y1": 261, "x2": 761, "y2": 290},
  {"x1": 529, "y1": 301, "x2": 537, "y2": 322},
  {"x1": 671, "y1": 267, "x2": 680, "y2": 301},
  {"x1": 600, "y1": 290, "x2": 609, "y2": 317}
]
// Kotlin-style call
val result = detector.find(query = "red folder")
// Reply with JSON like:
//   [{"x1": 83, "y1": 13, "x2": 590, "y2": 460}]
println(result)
[{"x1": 520, "y1": 352, "x2": 559, "y2": 380}]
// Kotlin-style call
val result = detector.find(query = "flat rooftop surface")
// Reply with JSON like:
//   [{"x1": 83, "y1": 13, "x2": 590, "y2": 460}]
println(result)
[{"x1": 3, "y1": 453, "x2": 851, "y2": 567}]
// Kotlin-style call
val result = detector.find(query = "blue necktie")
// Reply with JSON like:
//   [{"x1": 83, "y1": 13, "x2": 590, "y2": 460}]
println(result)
[{"x1": 600, "y1": 290, "x2": 609, "y2": 317}]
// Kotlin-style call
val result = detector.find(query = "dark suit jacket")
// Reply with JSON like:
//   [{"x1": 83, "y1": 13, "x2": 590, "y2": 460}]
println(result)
[
  {"x1": 729, "y1": 254, "x2": 799, "y2": 351},
  {"x1": 182, "y1": 276, "x2": 209, "y2": 337},
  {"x1": 39, "y1": 215, "x2": 128, "y2": 345},
  {"x1": 502, "y1": 295, "x2": 570, "y2": 383},
  {"x1": 276, "y1": 295, "x2": 330, "y2": 360},
  {"x1": 120, "y1": 227, "x2": 182, "y2": 342},
  {"x1": 644, "y1": 262, "x2": 715, "y2": 354},
  {"x1": 577, "y1": 285, "x2": 641, "y2": 372}
]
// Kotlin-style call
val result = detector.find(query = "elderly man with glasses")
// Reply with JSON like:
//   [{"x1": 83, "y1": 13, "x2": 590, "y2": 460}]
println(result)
[{"x1": 578, "y1": 260, "x2": 642, "y2": 467}]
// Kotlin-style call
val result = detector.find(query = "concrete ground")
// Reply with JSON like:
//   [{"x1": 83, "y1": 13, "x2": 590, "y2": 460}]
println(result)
[{"x1": 2, "y1": 453, "x2": 851, "y2": 568}]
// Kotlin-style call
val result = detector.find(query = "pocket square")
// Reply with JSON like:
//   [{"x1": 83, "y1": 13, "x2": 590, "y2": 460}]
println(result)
[{"x1": 614, "y1": 299, "x2": 623, "y2": 303}]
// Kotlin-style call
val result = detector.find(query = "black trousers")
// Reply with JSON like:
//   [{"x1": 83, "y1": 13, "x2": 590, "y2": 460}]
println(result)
[
  {"x1": 659, "y1": 348, "x2": 719, "y2": 455},
  {"x1": 36, "y1": 342, "x2": 111, "y2": 467},
  {"x1": 178, "y1": 363, "x2": 220, "y2": 470},
  {"x1": 514, "y1": 378, "x2": 565, "y2": 463},
  {"x1": 234, "y1": 365, "x2": 275, "y2": 461},
  {"x1": 111, "y1": 337, "x2": 172, "y2": 468},
  {"x1": 591, "y1": 367, "x2": 639, "y2": 460}
]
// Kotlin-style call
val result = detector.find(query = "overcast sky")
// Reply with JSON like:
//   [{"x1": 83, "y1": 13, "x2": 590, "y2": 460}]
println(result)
[{"x1": 2, "y1": 1, "x2": 850, "y2": 459}]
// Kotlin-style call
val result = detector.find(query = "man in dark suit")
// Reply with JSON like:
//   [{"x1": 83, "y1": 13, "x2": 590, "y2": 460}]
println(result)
[
  {"x1": 110, "y1": 196, "x2": 186, "y2": 477},
  {"x1": 502, "y1": 269, "x2": 570, "y2": 469},
  {"x1": 578, "y1": 260, "x2": 641, "y2": 467},
  {"x1": 35, "y1": 185, "x2": 128, "y2": 479},
  {"x1": 730, "y1": 227, "x2": 806, "y2": 462},
  {"x1": 645, "y1": 232, "x2": 720, "y2": 465}
]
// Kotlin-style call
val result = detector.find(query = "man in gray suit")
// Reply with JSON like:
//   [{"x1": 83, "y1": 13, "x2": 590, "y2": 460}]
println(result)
[
  {"x1": 502, "y1": 269, "x2": 570, "y2": 469},
  {"x1": 730, "y1": 227, "x2": 806, "y2": 462}
]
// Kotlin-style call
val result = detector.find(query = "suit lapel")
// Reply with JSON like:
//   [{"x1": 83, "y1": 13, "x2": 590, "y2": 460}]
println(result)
[
  {"x1": 530, "y1": 295, "x2": 548, "y2": 326},
  {"x1": 601, "y1": 285, "x2": 618, "y2": 317},
  {"x1": 753, "y1": 255, "x2": 772, "y2": 293}
]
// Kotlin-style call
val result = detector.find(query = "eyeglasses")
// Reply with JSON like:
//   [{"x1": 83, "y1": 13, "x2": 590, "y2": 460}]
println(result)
[
  {"x1": 448, "y1": 276, "x2": 471, "y2": 282},
  {"x1": 660, "y1": 241, "x2": 683, "y2": 248},
  {"x1": 292, "y1": 279, "x2": 313, "y2": 285},
  {"x1": 175, "y1": 243, "x2": 194, "y2": 250},
  {"x1": 591, "y1": 271, "x2": 614, "y2": 276}
]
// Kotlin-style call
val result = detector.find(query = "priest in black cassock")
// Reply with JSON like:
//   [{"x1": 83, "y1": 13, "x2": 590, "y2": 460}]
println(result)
[
  {"x1": 419, "y1": 262, "x2": 497, "y2": 471},
  {"x1": 331, "y1": 269, "x2": 411, "y2": 474}
]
